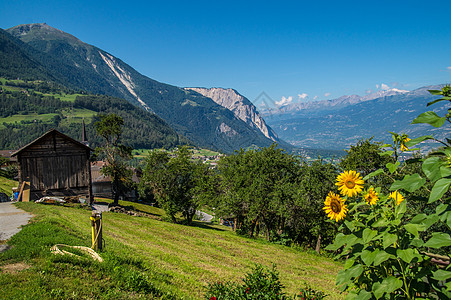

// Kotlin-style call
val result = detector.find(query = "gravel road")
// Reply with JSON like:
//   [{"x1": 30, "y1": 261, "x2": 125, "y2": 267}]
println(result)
[{"x1": 0, "y1": 202, "x2": 33, "y2": 241}]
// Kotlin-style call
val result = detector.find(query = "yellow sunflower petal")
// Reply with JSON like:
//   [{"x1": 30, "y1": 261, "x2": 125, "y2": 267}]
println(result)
[
  {"x1": 364, "y1": 187, "x2": 379, "y2": 205},
  {"x1": 389, "y1": 191, "x2": 404, "y2": 205},
  {"x1": 323, "y1": 191, "x2": 347, "y2": 222},
  {"x1": 335, "y1": 170, "x2": 365, "y2": 197}
]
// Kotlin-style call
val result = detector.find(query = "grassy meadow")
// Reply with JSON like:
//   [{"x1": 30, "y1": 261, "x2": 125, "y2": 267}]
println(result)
[
  {"x1": 0, "y1": 176, "x2": 18, "y2": 195},
  {"x1": 0, "y1": 200, "x2": 345, "y2": 299}
]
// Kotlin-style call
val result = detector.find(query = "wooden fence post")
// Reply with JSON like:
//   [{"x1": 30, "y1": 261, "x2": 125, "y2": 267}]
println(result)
[{"x1": 90, "y1": 212, "x2": 103, "y2": 251}]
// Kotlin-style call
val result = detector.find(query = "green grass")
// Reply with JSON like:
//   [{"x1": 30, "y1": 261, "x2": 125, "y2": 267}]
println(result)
[
  {"x1": 0, "y1": 113, "x2": 59, "y2": 125},
  {"x1": 0, "y1": 201, "x2": 345, "y2": 299},
  {"x1": 193, "y1": 148, "x2": 220, "y2": 157},
  {"x1": 60, "y1": 108, "x2": 97, "y2": 124},
  {"x1": 133, "y1": 148, "x2": 155, "y2": 158},
  {"x1": 58, "y1": 93, "x2": 82, "y2": 102},
  {"x1": 0, "y1": 108, "x2": 97, "y2": 129},
  {"x1": 95, "y1": 198, "x2": 164, "y2": 216},
  {"x1": 0, "y1": 176, "x2": 18, "y2": 195}
]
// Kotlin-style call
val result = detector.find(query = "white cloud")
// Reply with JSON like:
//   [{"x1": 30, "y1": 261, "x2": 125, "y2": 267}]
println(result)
[
  {"x1": 376, "y1": 84, "x2": 380, "y2": 89},
  {"x1": 324, "y1": 92, "x2": 331, "y2": 97},
  {"x1": 298, "y1": 93, "x2": 308, "y2": 100},
  {"x1": 366, "y1": 89, "x2": 373, "y2": 94},
  {"x1": 381, "y1": 83, "x2": 390, "y2": 90},
  {"x1": 275, "y1": 96, "x2": 293, "y2": 107},
  {"x1": 313, "y1": 95, "x2": 318, "y2": 100},
  {"x1": 447, "y1": 66, "x2": 451, "y2": 71}
]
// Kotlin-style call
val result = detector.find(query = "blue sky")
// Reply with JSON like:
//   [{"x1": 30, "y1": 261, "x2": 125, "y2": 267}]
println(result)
[{"x1": 1, "y1": 0, "x2": 451, "y2": 107}]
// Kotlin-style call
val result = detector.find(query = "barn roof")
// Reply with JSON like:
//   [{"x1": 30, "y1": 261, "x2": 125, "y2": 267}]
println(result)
[{"x1": 11, "y1": 129, "x2": 93, "y2": 157}]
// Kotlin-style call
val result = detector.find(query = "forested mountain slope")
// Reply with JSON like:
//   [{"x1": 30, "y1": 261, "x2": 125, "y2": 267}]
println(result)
[
  {"x1": 0, "y1": 79, "x2": 187, "y2": 150},
  {"x1": 4, "y1": 23, "x2": 278, "y2": 152}
]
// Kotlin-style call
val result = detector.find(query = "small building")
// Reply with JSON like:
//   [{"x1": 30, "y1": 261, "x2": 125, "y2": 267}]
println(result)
[
  {"x1": 91, "y1": 161, "x2": 112, "y2": 199},
  {"x1": 91, "y1": 161, "x2": 138, "y2": 202},
  {"x1": 11, "y1": 129, "x2": 93, "y2": 202}
]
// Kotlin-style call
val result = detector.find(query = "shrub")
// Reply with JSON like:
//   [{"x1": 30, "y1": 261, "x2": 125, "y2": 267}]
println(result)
[{"x1": 205, "y1": 264, "x2": 327, "y2": 300}]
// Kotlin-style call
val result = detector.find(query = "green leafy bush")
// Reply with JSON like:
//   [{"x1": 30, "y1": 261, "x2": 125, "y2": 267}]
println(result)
[{"x1": 205, "y1": 264, "x2": 327, "y2": 300}]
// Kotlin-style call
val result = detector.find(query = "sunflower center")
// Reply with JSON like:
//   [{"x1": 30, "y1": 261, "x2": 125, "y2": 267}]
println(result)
[
  {"x1": 330, "y1": 201, "x2": 341, "y2": 214},
  {"x1": 345, "y1": 180, "x2": 355, "y2": 189}
]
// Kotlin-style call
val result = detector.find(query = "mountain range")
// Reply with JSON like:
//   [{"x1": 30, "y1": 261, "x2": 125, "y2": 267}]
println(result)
[
  {"x1": 264, "y1": 86, "x2": 450, "y2": 151},
  {"x1": 1, "y1": 23, "x2": 448, "y2": 155},
  {"x1": 1, "y1": 23, "x2": 280, "y2": 153}
]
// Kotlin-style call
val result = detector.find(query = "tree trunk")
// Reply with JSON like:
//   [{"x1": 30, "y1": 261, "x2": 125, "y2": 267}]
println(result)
[
  {"x1": 255, "y1": 220, "x2": 260, "y2": 237},
  {"x1": 316, "y1": 234, "x2": 322, "y2": 254},
  {"x1": 249, "y1": 219, "x2": 256, "y2": 238},
  {"x1": 112, "y1": 177, "x2": 119, "y2": 206}
]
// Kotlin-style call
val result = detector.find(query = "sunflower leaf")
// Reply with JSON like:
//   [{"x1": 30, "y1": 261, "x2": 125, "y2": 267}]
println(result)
[
  {"x1": 433, "y1": 269, "x2": 451, "y2": 281},
  {"x1": 354, "y1": 290, "x2": 372, "y2": 300},
  {"x1": 390, "y1": 174, "x2": 426, "y2": 192},
  {"x1": 372, "y1": 276, "x2": 403, "y2": 298},
  {"x1": 405, "y1": 135, "x2": 434, "y2": 147},
  {"x1": 336, "y1": 265, "x2": 364, "y2": 286},
  {"x1": 373, "y1": 249, "x2": 394, "y2": 266},
  {"x1": 396, "y1": 248, "x2": 416, "y2": 264},
  {"x1": 427, "y1": 98, "x2": 448, "y2": 106},
  {"x1": 404, "y1": 223, "x2": 425, "y2": 238},
  {"x1": 436, "y1": 203, "x2": 448, "y2": 215},
  {"x1": 422, "y1": 157, "x2": 443, "y2": 183},
  {"x1": 428, "y1": 89, "x2": 444, "y2": 95},
  {"x1": 395, "y1": 200, "x2": 407, "y2": 218},
  {"x1": 386, "y1": 162, "x2": 400, "y2": 174},
  {"x1": 380, "y1": 151, "x2": 394, "y2": 157},
  {"x1": 412, "y1": 111, "x2": 446, "y2": 127},
  {"x1": 325, "y1": 233, "x2": 348, "y2": 251},
  {"x1": 363, "y1": 169, "x2": 384, "y2": 180},
  {"x1": 441, "y1": 166, "x2": 451, "y2": 178},
  {"x1": 382, "y1": 232, "x2": 397, "y2": 249},
  {"x1": 361, "y1": 249, "x2": 379, "y2": 265},
  {"x1": 362, "y1": 228, "x2": 378, "y2": 244},
  {"x1": 429, "y1": 178, "x2": 451, "y2": 203},
  {"x1": 424, "y1": 233, "x2": 451, "y2": 248},
  {"x1": 410, "y1": 238, "x2": 424, "y2": 248},
  {"x1": 372, "y1": 217, "x2": 389, "y2": 228}
]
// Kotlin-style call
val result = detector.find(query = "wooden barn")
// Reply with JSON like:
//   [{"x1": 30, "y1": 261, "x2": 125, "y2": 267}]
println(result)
[{"x1": 11, "y1": 129, "x2": 93, "y2": 203}]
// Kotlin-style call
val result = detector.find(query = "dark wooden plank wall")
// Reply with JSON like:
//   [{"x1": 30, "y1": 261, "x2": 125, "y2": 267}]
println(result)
[{"x1": 18, "y1": 134, "x2": 90, "y2": 194}]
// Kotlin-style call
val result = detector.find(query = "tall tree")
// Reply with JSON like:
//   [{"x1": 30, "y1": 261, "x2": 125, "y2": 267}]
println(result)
[
  {"x1": 216, "y1": 144, "x2": 300, "y2": 238},
  {"x1": 142, "y1": 146, "x2": 206, "y2": 224},
  {"x1": 95, "y1": 113, "x2": 133, "y2": 206}
]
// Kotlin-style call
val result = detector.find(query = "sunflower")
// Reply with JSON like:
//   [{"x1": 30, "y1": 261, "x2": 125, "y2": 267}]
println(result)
[
  {"x1": 400, "y1": 137, "x2": 411, "y2": 152},
  {"x1": 323, "y1": 191, "x2": 348, "y2": 222},
  {"x1": 364, "y1": 187, "x2": 379, "y2": 205},
  {"x1": 389, "y1": 191, "x2": 404, "y2": 205},
  {"x1": 335, "y1": 170, "x2": 364, "y2": 197}
]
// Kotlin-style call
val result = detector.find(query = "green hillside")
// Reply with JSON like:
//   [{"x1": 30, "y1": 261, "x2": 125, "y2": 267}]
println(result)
[
  {"x1": 0, "y1": 79, "x2": 188, "y2": 150},
  {"x1": 4, "y1": 23, "x2": 279, "y2": 153},
  {"x1": 0, "y1": 201, "x2": 344, "y2": 299},
  {"x1": 0, "y1": 29, "x2": 56, "y2": 82}
]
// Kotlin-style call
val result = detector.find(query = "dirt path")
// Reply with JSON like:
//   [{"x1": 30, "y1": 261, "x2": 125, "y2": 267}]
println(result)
[{"x1": 0, "y1": 202, "x2": 33, "y2": 242}]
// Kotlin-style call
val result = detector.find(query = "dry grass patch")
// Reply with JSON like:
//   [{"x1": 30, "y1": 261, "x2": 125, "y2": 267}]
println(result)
[{"x1": 1, "y1": 262, "x2": 31, "y2": 274}]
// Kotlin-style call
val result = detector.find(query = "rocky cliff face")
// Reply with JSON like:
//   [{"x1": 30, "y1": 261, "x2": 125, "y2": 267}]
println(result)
[{"x1": 186, "y1": 87, "x2": 278, "y2": 141}]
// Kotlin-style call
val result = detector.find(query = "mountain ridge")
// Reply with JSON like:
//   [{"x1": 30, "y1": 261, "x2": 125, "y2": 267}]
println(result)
[
  {"x1": 185, "y1": 87, "x2": 279, "y2": 141},
  {"x1": 265, "y1": 85, "x2": 450, "y2": 150},
  {"x1": 264, "y1": 88, "x2": 411, "y2": 117},
  {"x1": 4, "y1": 23, "x2": 279, "y2": 153}
]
